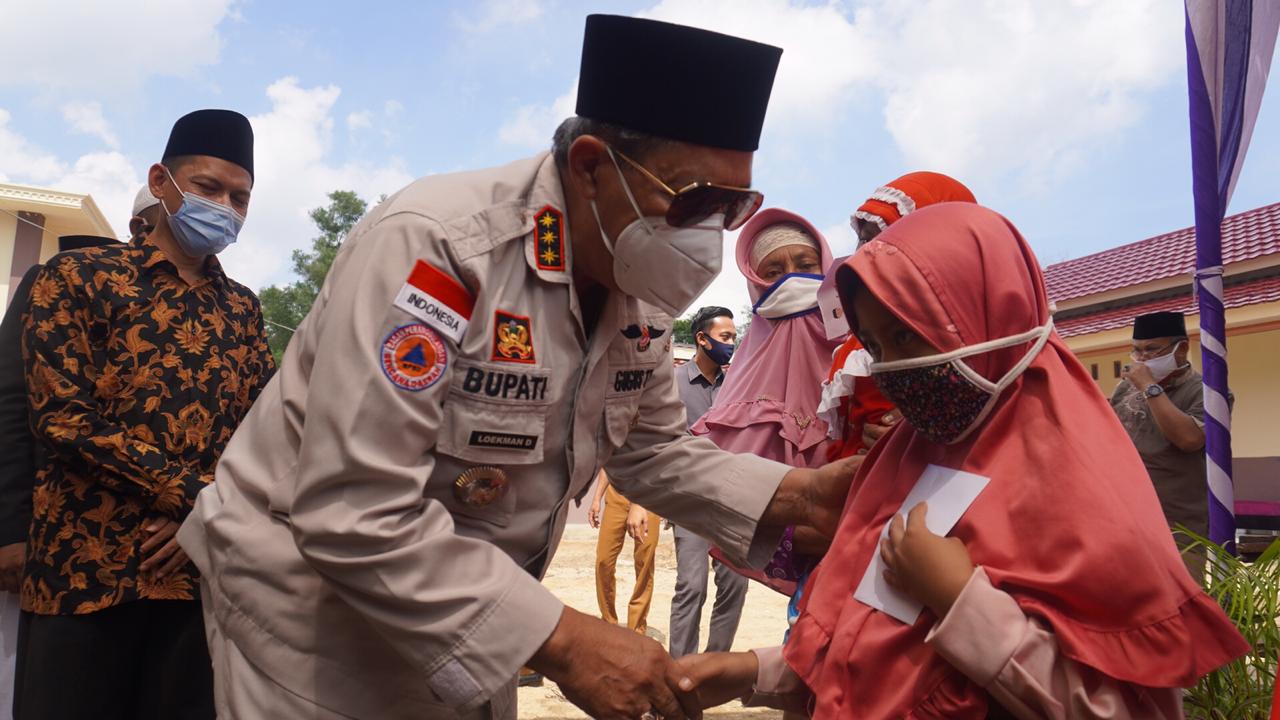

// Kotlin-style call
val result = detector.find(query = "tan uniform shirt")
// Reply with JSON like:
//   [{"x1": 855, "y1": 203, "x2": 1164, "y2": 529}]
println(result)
[
  {"x1": 178, "y1": 152, "x2": 789, "y2": 719},
  {"x1": 1110, "y1": 368, "x2": 1228, "y2": 536}
]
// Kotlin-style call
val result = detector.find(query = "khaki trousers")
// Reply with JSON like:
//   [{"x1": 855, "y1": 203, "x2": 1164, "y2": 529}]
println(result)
[{"x1": 595, "y1": 485, "x2": 660, "y2": 632}]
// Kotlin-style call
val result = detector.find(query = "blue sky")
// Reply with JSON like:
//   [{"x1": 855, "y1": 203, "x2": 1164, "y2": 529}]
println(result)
[{"x1": 1, "y1": 0, "x2": 1277, "y2": 316}]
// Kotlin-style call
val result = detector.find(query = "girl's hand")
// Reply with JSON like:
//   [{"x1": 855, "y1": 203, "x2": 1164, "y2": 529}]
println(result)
[
  {"x1": 675, "y1": 651, "x2": 759, "y2": 710},
  {"x1": 880, "y1": 502, "x2": 974, "y2": 618}
]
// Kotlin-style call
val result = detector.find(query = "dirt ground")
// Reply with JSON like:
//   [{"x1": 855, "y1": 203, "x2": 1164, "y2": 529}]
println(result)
[{"x1": 519, "y1": 525, "x2": 790, "y2": 719}]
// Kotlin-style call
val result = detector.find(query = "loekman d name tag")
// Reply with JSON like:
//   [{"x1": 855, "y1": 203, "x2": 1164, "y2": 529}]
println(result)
[{"x1": 468, "y1": 431, "x2": 539, "y2": 450}]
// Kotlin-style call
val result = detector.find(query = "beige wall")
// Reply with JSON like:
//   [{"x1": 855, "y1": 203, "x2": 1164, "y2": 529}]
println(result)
[
  {"x1": 0, "y1": 212, "x2": 16, "y2": 307},
  {"x1": 1071, "y1": 322, "x2": 1280, "y2": 459}
]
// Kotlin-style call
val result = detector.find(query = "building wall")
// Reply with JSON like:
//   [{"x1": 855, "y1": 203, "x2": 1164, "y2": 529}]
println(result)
[
  {"x1": 0, "y1": 211, "x2": 16, "y2": 307},
  {"x1": 1071, "y1": 322, "x2": 1280, "y2": 459}
]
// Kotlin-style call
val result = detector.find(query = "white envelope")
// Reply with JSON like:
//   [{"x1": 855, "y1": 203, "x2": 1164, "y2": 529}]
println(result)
[{"x1": 852, "y1": 464, "x2": 991, "y2": 625}]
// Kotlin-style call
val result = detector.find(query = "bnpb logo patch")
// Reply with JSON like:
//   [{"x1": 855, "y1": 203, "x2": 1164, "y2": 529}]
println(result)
[{"x1": 381, "y1": 323, "x2": 448, "y2": 391}]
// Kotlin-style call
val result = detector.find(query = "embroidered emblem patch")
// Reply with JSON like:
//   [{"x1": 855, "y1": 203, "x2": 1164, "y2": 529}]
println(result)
[
  {"x1": 491, "y1": 311, "x2": 536, "y2": 363},
  {"x1": 392, "y1": 260, "x2": 474, "y2": 344},
  {"x1": 381, "y1": 323, "x2": 448, "y2": 391},
  {"x1": 620, "y1": 324, "x2": 666, "y2": 352},
  {"x1": 533, "y1": 205, "x2": 565, "y2": 272}
]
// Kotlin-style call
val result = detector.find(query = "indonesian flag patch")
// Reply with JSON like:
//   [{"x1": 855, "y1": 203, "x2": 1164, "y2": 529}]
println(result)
[{"x1": 393, "y1": 260, "x2": 474, "y2": 344}]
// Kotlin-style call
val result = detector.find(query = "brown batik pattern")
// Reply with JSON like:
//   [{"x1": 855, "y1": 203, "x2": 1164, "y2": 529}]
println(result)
[{"x1": 20, "y1": 238, "x2": 275, "y2": 615}]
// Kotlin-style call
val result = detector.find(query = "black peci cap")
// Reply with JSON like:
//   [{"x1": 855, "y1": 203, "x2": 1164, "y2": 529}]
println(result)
[
  {"x1": 1133, "y1": 311, "x2": 1187, "y2": 340},
  {"x1": 575, "y1": 15, "x2": 782, "y2": 152},
  {"x1": 58, "y1": 235, "x2": 118, "y2": 252},
  {"x1": 162, "y1": 109, "x2": 255, "y2": 179}
]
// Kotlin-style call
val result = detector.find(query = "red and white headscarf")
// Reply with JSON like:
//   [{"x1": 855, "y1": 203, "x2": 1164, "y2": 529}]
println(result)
[{"x1": 851, "y1": 171, "x2": 977, "y2": 232}]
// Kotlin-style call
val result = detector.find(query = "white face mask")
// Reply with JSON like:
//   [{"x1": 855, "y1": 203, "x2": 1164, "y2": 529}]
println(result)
[
  {"x1": 1140, "y1": 342, "x2": 1187, "y2": 382},
  {"x1": 752, "y1": 273, "x2": 823, "y2": 319},
  {"x1": 590, "y1": 148, "x2": 724, "y2": 316}
]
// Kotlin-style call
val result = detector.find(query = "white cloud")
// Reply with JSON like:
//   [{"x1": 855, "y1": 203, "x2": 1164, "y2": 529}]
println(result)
[
  {"x1": 457, "y1": 0, "x2": 546, "y2": 33},
  {"x1": 501, "y1": 0, "x2": 1180, "y2": 188},
  {"x1": 216, "y1": 77, "x2": 414, "y2": 291},
  {"x1": 0, "y1": 0, "x2": 235, "y2": 96},
  {"x1": 2, "y1": 77, "x2": 414, "y2": 292},
  {"x1": 502, "y1": 0, "x2": 1183, "y2": 315},
  {"x1": 498, "y1": 85, "x2": 575, "y2": 149},
  {"x1": 61, "y1": 101, "x2": 119, "y2": 148},
  {"x1": 862, "y1": 0, "x2": 1182, "y2": 187},
  {"x1": 0, "y1": 110, "x2": 69, "y2": 184},
  {"x1": 638, "y1": 0, "x2": 875, "y2": 132},
  {"x1": 0, "y1": 109, "x2": 138, "y2": 238},
  {"x1": 346, "y1": 110, "x2": 374, "y2": 131}
]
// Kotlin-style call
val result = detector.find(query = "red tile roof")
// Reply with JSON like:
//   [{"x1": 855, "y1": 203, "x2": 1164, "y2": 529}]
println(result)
[
  {"x1": 1043, "y1": 202, "x2": 1280, "y2": 304},
  {"x1": 1055, "y1": 275, "x2": 1280, "y2": 338}
]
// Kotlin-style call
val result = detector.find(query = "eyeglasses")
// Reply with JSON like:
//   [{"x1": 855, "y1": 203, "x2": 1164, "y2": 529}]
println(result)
[
  {"x1": 610, "y1": 146, "x2": 764, "y2": 231},
  {"x1": 1130, "y1": 341, "x2": 1180, "y2": 361}
]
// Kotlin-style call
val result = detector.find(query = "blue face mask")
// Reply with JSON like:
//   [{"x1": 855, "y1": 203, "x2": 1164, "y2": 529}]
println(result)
[
  {"x1": 160, "y1": 168, "x2": 245, "y2": 257},
  {"x1": 700, "y1": 334, "x2": 735, "y2": 365}
]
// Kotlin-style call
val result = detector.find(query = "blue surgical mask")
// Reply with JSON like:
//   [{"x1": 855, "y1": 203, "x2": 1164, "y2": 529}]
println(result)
[
  {"x1": 700, "y1": 334, "x2": 735, "y2": 365},
  {"x1": 160, "y1": 167, "x2": 245, "y2": 257}
]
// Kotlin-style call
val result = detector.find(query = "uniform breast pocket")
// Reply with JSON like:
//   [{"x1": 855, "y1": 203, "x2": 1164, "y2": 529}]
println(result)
[
  {"x1": 436, "y1": 396, "x2": 548, "y2": 465},
  {"x1": 601, "y1": 397, "x2": 641, "y2": 456}
]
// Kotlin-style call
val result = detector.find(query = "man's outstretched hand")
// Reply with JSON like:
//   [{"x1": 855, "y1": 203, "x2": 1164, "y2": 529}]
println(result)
[
  {"x1": 762, "y1": 454, "x2": 863, "y2": 540},
  {"x1": 529, "y1": 607, "x2": 700, "y2": 720}
]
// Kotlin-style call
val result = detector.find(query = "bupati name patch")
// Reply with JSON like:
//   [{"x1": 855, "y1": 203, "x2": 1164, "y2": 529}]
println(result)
[
  {"x1": 394, "y1": 260, "x2": 474, "y2": 344},
  {"x1": 461, "y1": 367, "x2": 549, "y2": 401},
  {"x1": 468, "y1": 431, "x2": 538, "y2": 450}
]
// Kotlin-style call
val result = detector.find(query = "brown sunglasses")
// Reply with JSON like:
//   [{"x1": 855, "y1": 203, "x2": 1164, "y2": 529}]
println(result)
[{"x1": 610, "y1": 146, "x2": 764, "y2": 231}]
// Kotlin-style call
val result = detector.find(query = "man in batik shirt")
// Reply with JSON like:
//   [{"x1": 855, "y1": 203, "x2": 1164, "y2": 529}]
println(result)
[{"x1": 15, "y1": 109, "x2": 273, "y2": 719}]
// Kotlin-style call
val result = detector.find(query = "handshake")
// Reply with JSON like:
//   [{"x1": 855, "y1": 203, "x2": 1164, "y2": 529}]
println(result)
[
  {"x1": 527, "y1": 606, "x2": 760, "y2": 720},
  {"x1": 527, "y1": 454, "x2": 864, "y2": 719}
]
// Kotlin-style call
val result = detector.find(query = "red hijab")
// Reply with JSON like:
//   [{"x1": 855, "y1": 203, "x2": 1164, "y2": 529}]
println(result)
[{"x1": 784, "y1": 203, "x2": 1247, "y2": 717}]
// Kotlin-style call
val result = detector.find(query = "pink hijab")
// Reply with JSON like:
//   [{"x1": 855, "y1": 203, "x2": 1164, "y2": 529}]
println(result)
[
  {"x1": 691, "y1": 208, "x2": 841, "y2": 467},
  {"x1": 784, "y1": 203, "x2": 1248, "y2": 717}
]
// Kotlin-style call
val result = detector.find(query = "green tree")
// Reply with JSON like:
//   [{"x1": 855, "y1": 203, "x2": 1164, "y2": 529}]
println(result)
[
  {"x1": 671, "y1": 317, "x2": 693, "y2": 344},
  {"x1": 259, "y1": 190, "x2": 368, "y2": 363}
]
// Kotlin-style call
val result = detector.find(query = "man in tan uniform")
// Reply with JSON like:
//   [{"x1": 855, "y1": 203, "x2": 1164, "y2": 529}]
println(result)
[{"x1": 179, "y1": 15, "x2": 857, "y2": 720}]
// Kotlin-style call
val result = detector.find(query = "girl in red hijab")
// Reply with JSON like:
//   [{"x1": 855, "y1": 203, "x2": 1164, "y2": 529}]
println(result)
[
  {"x1": 818, "y1": 172, "x2": 977, "y2": 461},
  {"x1": 678, "y1": 203, "x2": 1247, "y2": 718}
]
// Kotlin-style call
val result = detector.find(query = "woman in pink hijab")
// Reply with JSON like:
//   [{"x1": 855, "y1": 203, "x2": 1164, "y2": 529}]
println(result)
[
  {"x1": 692, "y1": 208, "x2": 844, "y2": 613},
  {"x1": 691, "y1": 208, "x2": 842, "y2": 467}
]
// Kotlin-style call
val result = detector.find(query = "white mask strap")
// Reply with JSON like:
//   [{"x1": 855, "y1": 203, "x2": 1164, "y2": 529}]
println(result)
[
  {"x1": 949, "y1": 319, "x2": 1054, "y2": 395},
  {"x1": 870, "y1": 320, "x2": 1054, "y2": 374},
  {"x1": 158, "y1": 166, "x2": 185, "y2": 218},
  {"x1": 589, "y1": 200, "x2": 616, "y2": 255},
  {"x1": 605, "y1": 146, "x2": 654, "y2": 234}
]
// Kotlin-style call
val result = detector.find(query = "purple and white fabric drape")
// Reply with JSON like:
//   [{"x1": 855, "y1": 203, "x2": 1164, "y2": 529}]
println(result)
[{"x1": 1184, "y1": 0, "x2": 1279, "y2": 549}]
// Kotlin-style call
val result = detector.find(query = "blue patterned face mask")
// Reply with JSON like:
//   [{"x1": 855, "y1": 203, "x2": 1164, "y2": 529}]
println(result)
[{"x1": 160, "y1": 167, "x2": 245, "y2": 257}]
